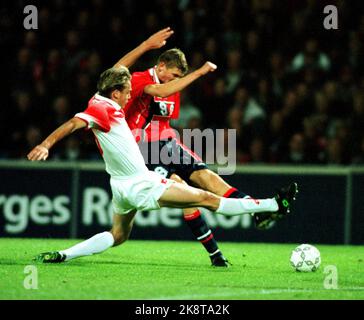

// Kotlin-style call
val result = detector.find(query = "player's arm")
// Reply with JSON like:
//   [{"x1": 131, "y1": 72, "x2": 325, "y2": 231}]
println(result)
[
  {"x1": 113, "y1": 27, "x2": 174, "y2": 69},
  {"x1": 27, "y1": 117, "x2": 86, "y2": 161},
  {"x1": 144, "y1": 62, "x2": 217, "y2": 98}
]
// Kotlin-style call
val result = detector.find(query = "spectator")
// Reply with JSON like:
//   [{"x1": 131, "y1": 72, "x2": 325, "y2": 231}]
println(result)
[
  {"x1": 350, "y1": 92, "x2": 364, "y2": 151},
  {"x1": 247, "y1": 137, "x2": 267, "y2": 164},
  {"x1": 352, "y1": 136, "x2": 364, "y2": 165},
  {"x1": 22, "y1": 126, "x2": 43, "y2": 158},
  {"x1": 226, "y1": 106, "x2": 244, "y2": 154},
  {"x1": 291, "y1": 38, "x2": 331, "y2": 73},
  {"x1": 204, "y1": 78, "x2": 231, "y2": 128},
  {"x1": 282, "y1": 132, "x2": 307, "y2": 164},
  {"x1": 225, "y1": 49, "x2": 243, "y2": 94},
  {"x1": 56, "y1": 136, "x2": 84, "y2": 161},
  {"x1": 267, "y1": 111, "x2": 287, "y2": 163},
  {"x1": 233, "y1": 86, "x2": 266, "y2": 126},
  {"x1": 324, "y1": 137, "x2": 347, "y2": 165},
  {"x1": 302, "y1": 117, "x2": 325, "y2": 164}
]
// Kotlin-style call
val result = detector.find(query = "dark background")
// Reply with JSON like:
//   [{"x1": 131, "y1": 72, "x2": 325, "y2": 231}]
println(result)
[{"x1": 1, "y1": 0, "x2": 364, "y2": 166}]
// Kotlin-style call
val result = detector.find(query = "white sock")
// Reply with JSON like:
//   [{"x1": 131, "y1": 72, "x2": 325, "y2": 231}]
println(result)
[
  {"x1": 60, "y1": 231, "x2": 115, "y2": 261},
  {"x1": 216, "y1": 197, "x2": 278, "y2": 216}
]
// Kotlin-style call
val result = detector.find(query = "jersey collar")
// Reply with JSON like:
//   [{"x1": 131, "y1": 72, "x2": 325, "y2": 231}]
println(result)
[
  {"x1": 95, "y1": 93, "x2": 122, "y2": 110},
  {"x1": 149, "y1": 67, "x2": 160, "y2": 84}
]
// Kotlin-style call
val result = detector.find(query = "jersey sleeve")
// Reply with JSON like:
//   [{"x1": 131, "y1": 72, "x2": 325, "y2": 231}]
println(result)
[
  {"x1": 170, "y1": 92, "x2": 180, "y2": 119},
  {"x1": 75, "y1": 102, "x2": 110, "y2": 132},
  {"x1": 131, "y1": 72, "x2": 155, "y2": 99}
]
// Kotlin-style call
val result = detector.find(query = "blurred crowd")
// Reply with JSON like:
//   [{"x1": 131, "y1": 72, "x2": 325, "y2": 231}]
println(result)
[{"x1": 1, "y1": 0, "x2": 364, "y2": 165}]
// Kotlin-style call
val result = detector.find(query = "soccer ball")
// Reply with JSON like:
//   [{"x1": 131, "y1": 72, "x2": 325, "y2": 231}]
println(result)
[{"x1": 290, "y1": 244, "x2": 321, "y2": 272}]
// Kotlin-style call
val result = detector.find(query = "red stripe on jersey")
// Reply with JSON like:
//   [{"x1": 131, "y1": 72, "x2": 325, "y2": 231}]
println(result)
[
  {"x1": 81, "y1": 95, "x2": 126, "y2": 133},
  {"x1": 83, "y1": 103, "x2": 111, "y2": 132},
  {"x1": 175, "y1": 140, "x2": 203, "y2": 162}
]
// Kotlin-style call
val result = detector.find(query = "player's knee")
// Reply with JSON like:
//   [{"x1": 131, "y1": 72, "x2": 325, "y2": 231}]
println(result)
[
  {"x1": 197, "y1": 190, "x2": 219, "y2": 210},
  {"x1": 198, "y1": 190, "x2": 214, "y2": 203},
  {"x1": 170, "y1": 173, "x2": 187, "y2": 185},
  {"x1": 190, "y1": 169, "x2": 213, "y2": 188},
  {"x1": 191, "y1": 169, "x2": 226, "y2": 193},
  {"x1": 111, "y1": 230, "x2": 129, "y2": 246}
]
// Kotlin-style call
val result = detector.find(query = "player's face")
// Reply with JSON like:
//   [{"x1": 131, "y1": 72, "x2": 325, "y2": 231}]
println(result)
[
  {"x1": 157, "y1": 63, "x2": 183, "y2": 83},
  {"x1": 115, "y1": 81, "x2": 132, "y2": 108}
]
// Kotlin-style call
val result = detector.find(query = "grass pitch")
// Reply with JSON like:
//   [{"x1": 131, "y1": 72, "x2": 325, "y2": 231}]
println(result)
[{"x1": 0, "y1": 238, "x2": 363, "y2": 300}]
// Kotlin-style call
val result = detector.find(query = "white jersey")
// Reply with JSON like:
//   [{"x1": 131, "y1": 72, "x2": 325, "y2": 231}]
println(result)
[{"x1": 75, "y1": 94, "x2": 149, "y2": 178}]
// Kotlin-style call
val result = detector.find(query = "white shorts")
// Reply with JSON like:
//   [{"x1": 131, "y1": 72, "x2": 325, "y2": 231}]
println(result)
[{"x1": 110, "y1": 171, "x2": 175, "y2": 215}]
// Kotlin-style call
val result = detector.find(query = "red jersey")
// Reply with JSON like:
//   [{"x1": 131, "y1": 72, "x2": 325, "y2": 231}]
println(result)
[{"x1": 124, "y1": 67, "x2": 180, "y2": 142}]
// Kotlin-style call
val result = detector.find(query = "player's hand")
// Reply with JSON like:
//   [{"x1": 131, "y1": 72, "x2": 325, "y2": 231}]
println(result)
[
  {"x1": 27, "y1": 145, "x2": 49, "y2": 161},
  {"x1": 143, "y1": 27, "x2": 174, "y2": 50},
  {"x1": 197, "y1": 61, "x2": 217, "y2": 76}
]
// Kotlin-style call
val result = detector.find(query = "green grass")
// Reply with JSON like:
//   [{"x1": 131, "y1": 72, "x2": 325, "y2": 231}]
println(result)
[{"x1": 0, "y1": 238, "x2": 363, "y2": 300}]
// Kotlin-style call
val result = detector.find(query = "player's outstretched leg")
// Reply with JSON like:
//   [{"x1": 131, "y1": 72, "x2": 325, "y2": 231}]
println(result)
[
  {"x1": 189, "y1": 169, "x2": 271, "y2": 229},
  {"x1": 34, "y1": 251, "x2": 66, "y2": 263},
  {"x1": 33, "y1": 211, "x2": 136, "y2": 263},
  {"x1": 253, "y1": 182, "x2": 299, "y2": 230},
  {"x1": 275, "y1": 182, "x2": 299, "y2": 215},
  {"x1": 33, "y1": 231, "x2": 115, "y2": 263},
  {"x1": 158, "y1": 182, "x2": 280, "y2": 216},
  {"x1": 189, "y1": 170, "x2": 298, "y2": 230}
]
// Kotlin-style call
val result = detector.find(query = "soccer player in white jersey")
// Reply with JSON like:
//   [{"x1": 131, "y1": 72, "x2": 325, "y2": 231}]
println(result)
[{"x1": 28, "y1": 29, "x2": 298, "y2": 264}]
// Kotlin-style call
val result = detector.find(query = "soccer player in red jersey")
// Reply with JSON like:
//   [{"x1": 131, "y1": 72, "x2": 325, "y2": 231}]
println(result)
[{"x1": 123, "y1": 49, "x2": 287, "y2": 266}]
